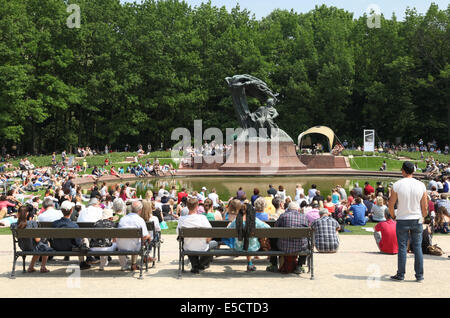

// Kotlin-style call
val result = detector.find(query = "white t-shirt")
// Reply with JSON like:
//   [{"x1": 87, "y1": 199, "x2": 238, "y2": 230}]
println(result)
[
  {"x1": 38, "y1": 208, "x2": 63, "y2": 222},
  {"x1": 149, "y1": 215, "x2": 160, "y2": 240},
  {"x1": 117, "y1": 213, "x2": 149, "y2": 251},
  {"x1": 177, "y1": 214, "x2": 211, "y2": 251},
  {"x1": 393, "y1": 178, "x2": 426, "y2": 220},
  {"x1": 208, "y1": 193, "x2": 219, "y2": 207},
  {"x1": 77, "y1": 206, "x2": 103, "y2": 223}
]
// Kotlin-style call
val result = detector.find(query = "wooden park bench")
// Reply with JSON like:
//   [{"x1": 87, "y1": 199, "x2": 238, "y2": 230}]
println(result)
[
  {"x1": 37, "y1": 221, "x2": 162, "y2": 267},
  {"x1": 177, "y1": 227, "x2": 315, "y2": 279},
  {"x1": 11, "y1": 227, "x2": 151, "y2": 279}
]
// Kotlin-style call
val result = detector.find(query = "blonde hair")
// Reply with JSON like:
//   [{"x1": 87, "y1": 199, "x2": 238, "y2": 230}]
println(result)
[
  {"x1": 376, "y1": 196, "x2": 384, "y2": 206},
  {"x1": 254, "y1": 197, "x2": 266, "y2": 212},
  {"x1": 145, "y1": 190, "x2": 153, "y2": 200},
  {"x1": 141, "y1": 199, "x2": 153, "y2": 222},
  {"x1": 227, "y1": 199, "x2": 242, "y2": 215}
]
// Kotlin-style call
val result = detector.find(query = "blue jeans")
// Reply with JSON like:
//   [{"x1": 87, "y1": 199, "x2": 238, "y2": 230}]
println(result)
[{"x1": 396, "y1": 219, "x2": 423, "y2": 280}]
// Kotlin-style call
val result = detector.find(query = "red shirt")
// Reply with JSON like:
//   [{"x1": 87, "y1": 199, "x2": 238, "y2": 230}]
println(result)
[
  {"x1": 177, "y1": 192, "x2": 188, "y2": 204},
  {"x1": 374, "y1": 219, "x2": 398, "y2": 254},
  {"x1": 364, "y1": 184, "x2": 375, "y2": 196}
]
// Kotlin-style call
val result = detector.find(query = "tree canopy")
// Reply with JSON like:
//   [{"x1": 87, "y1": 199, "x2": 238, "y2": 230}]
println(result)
[{"x1": 0, "y1": 0, "x2": 448, "y2": 154}]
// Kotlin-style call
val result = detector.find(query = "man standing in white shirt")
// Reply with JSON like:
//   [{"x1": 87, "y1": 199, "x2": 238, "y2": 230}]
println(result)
[
  {"x1": 116, "y1": 201, "x2": 150, "y2": 271},
  {"x1": 207, "y1": 188, "x2": 219, "y2": 208},
  {"x1": 77, "y1": 198, "x2": 103, "y2": 223},
  {"x1": 389, "y1": 161, "x2": 428, "y2": 282},
  {"x1": 38, "y1": 198, "x2": 63, "y2": 222},
  {"x1": 177, "y1": 197, "x2": 217, "y2": 274}
]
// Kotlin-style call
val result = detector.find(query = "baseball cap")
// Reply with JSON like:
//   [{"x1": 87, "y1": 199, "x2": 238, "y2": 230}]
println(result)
[
  {"x1": 88, "y1": 198, "x2": 99, "y2": 206},
  {"x1": 61, "y1": 201, "x2": 75, "y2": 211},
  {"x1": 201, "y1": 187, "x2": 207, "y2": 191},
  {"x1": 401, "y1": 161, "x2": 415, "y2": 174}
]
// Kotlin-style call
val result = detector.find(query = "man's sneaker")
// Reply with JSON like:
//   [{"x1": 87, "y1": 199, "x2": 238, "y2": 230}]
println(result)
[
  {"x1": 416, "y1": 277, "x2": 424, "y2": 283},
  {"x1": 79, "y1": 261, "x2": 91, "y2": 270},
  {"x1": 198, "y1": 264, "x2": 210, "y2": 271},
  {"x1": 266, "y1": 265, "x2": 278, "y2": 273},
  {"x1": 190, "y1": 268, "x2": 200, "y2": 274},
  {"x1": 294, "y1": 265, "x2": 306, "y2": 275},
  {"x1": 390, "y1": 274, "x2": 404, "y2": 282}
]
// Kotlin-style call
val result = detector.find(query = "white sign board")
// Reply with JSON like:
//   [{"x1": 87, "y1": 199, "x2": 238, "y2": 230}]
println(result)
[{"x1": 364, "y1": 130, "x2": 375, "y2": 152}]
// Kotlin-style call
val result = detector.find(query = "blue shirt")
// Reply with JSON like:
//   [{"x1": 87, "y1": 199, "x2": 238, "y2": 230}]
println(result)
[
  {"x1": 349, "y1": 203, "x2": 367, "y2": 226},
  {"x1": 51, "y1": 217, "x2": 81, "y2": 251},
  {"x1": 228, "y1": 218, "x2": 270, "y2": 251},
  {"x1": 255, "y1": 212, "x2": 269, "y2": 221}
]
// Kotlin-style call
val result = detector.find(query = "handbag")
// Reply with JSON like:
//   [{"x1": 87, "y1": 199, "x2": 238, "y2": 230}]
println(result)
[
  {"x1": 427, "y1": 244, "x2": 444, "y2": 256},
  {"x1": 160, "y1": 221, "x2": 168, "y2": 230},
  {"x1": 35, "y1": 241, "x2": 54, "y2": 252},
  {"x1": 259, "y1": 237, "x2": 271, "y2": 251}
]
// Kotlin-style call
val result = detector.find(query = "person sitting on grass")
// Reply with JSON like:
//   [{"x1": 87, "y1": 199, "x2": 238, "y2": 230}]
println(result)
[
  {"x1": 227, "y1": 202, "x2": 270, "y2": 272},
  {"x1": 373, "y1": 209, "x2": 398, "y2": 254},
  {"x1": 434, "y1": 206, "x2": 449, "y2": 234},
  {"x1": 346, "y1": 197, "x2": 368, "y2": 226},
  {"x1": 369, "y1": 196, "x2": 388, "y2": 222},
  {"x1": 311, "y1": 209, "x2": 340, "y2": 253},
  {"x1": 11, "y1": 205, "x2": 50, "y2": 273}
]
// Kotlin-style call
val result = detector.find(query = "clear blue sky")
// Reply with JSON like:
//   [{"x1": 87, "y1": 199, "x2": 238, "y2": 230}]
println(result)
[{"x1": 121, "y1": 0, "x2": 448, "y2": 20}]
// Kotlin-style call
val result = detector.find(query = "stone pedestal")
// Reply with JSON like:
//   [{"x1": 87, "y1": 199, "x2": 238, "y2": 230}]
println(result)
[{"x1": 219, "y1": 141, "x2": 306, "y2": 171}]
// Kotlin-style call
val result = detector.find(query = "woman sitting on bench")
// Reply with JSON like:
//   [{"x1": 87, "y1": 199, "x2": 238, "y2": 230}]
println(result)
[
  {"x1": 11, "y1": 205, "x2": 50, "y2": 273},
  {"x1": 227, "y1": 202, "x2": 270, "y2": 272}
]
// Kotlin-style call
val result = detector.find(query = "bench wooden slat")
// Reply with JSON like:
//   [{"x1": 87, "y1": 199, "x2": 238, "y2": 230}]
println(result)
[
  {"x1": 209, "y1": 220, "x2": 276, "y2": 228},
  {"x1": 15, "y1": 228, "x2": 142, "y2": 239},
  {"x1": 15, "y1": 251, "x2": 141, "y2": 256},
  {"x1": 178, "y1": 227, "x2": 313, "y2": 238},
  {"x1": 182, "y1": 249, "x2": 311, "y2": 257},
  {"x1": 38, "y1": 222, "x2": 155, "y2": 231}
]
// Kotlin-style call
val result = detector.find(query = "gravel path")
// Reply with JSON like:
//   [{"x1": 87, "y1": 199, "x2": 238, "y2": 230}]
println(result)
[{"x1": 1, "y1": 235, "x2": 449, "y2": 298}]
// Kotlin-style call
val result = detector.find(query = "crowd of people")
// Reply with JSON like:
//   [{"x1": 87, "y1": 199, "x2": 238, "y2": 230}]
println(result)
[
  {"x1": 1, "y1": 143, "x2": 449, "y2": 277},
  {"x1": 342, "y1": 138, "x2": 449, "y2": 155}
]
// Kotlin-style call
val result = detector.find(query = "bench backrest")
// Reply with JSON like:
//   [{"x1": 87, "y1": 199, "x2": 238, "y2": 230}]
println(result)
[
  {"x1": 178, "y1": 227, "x2": 313, "y2": 239},
  {"x1": 13, "y1": 228, "x2": 143, "y2": 239},
  {"x1": 209, "y1": 220, "x2": 276, "y2": 228}
]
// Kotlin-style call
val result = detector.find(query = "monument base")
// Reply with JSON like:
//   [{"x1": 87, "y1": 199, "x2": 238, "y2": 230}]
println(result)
[{"x1": 219, "y1": 141, "x2": 307, "y2": 171}]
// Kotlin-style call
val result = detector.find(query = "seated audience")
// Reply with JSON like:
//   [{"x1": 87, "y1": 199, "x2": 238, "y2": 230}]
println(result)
[
  {"x1": 116, "y1": 201, "x2": 151, "y2": 271},
  {"x1": 311, "y1": 209, "x2": 340, "y2": 253},
  {"x1": 373, "y1": 209, "x2": 398, "y2": 254},
  {"x1": 267, "y1": 202, "x2": 309, "y2": 275},
  {"x1": 228, "y1": 202, "x2": 270, "y2": 271},
  {"x1": 177, "y1": 197, "x2": 217, "y2": 274}
]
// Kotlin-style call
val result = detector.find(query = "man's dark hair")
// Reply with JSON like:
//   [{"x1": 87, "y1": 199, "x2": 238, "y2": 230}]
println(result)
[
  {"x1": 300, "y1": 201, "x2": 308, "y2": 208},
  {"x1": 272, "y1": 198, "x2": 281, "y2": 209},
  {"x1": 61, "y1": 207, "x2": 72, "y2": 217}
]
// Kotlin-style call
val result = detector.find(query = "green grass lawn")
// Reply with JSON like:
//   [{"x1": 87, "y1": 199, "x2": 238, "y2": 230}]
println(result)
[
  {"x1": 348, "y1": 156, "x2": 426, "y2": 172},
  {"x1": 5, "y1": 151, "x2": 181, "y2": 170}
]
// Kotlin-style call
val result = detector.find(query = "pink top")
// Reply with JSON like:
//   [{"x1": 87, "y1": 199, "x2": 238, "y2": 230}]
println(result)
[{"x1": 0, "y1": 200, "x2": 16, "y2": 210}]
